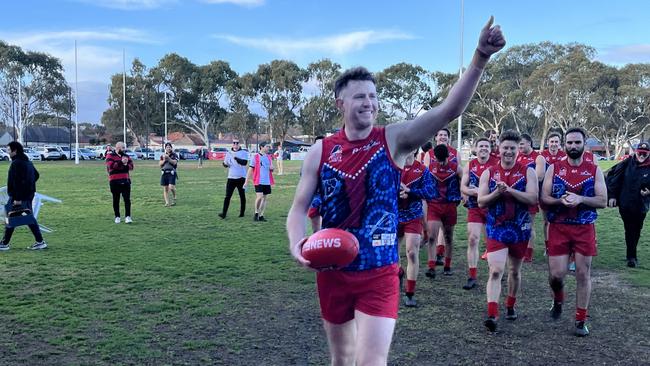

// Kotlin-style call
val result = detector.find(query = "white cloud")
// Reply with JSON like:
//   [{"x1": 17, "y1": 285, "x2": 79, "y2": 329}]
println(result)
[
  {"x1": 214, "y1": 30, "x2": 415, "y2": 56},
  {"x1": 201, "y1": 0, "x2": 264, "y2": 6},
  {"x1": 72, "y1": 0, "x2": 177, "y2": 10},
  {"x1": 597, "y1": 44, "x2": 650, "y2": 65}
]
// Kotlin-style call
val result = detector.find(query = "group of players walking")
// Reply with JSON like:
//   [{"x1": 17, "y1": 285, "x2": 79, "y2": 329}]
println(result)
[{"x1": 396, "y1": 127, "x2": 606, "y2": 336}]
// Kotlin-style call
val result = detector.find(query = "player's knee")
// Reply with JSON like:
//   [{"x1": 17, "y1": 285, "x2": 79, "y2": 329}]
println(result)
[
  {"x1": 468, "y1": 233, "x2": 480, "y2": 248},
  {"x1": 489, "y1": 267, "x2": 503, "y2": 280},
  {"x1": 406, "y1": 247, "x2": 418, "y2": 262},
  {"x1": 549, "y1": 276, "x2": 564, "y2": 292}
]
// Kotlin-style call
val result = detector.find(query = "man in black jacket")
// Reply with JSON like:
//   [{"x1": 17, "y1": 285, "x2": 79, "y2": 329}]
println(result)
[
  {"x1": 0, "y1": 141, "x2": 47, "y2": 251},
  {"x1": 606, "y1": 142, "x2": 650, "y2": 267}
]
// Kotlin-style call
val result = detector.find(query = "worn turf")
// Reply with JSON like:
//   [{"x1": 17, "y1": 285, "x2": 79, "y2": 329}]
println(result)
[{"x1": 0, "y1": 159, "x2": 647, "y2": 365}]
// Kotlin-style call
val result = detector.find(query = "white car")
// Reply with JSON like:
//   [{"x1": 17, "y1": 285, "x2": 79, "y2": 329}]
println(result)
[
  {"x1": 78, "y1": 148, "x2": 97, "y2": 160},
  {"x1": 33, "y1": 146, "x2": 62, "y2": 161},
  {"x1": 24, "y1": 148, "x2": 42, "y2": 161},
  {"x1": 0, "y1": 148, "x2": 10, "y2": 161}
]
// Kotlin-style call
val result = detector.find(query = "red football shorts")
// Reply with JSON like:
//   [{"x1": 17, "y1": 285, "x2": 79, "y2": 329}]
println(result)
[
  {"x1": 316, "y1": 264, "x2": 399, "y2": 324},
  {"x1": 547, "y1": 223, "x2": 597, "y2": 257},
  {"x1": 398, "y1": 218, "x2": 423, "y2": 237},
  {"x1": 486, "y1": 239, "x2": 528, "y2": 259},
  {"x1": 427, "y1": 202, "x2": 458, "y2": 226},
  {"x1": 528, "y1": 204, "x2": 540, "y2": 214},
  {"x1": 467, "y1": 207, "x2": 488, "y2": 224},
  {"x1": 307, "y1": 207, "x2": 320, "y2": 219}
]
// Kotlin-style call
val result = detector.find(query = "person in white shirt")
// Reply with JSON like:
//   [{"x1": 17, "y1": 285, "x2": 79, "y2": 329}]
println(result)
[{"x1": 218, "y1": 139, "x2": 249, "y2": 219}]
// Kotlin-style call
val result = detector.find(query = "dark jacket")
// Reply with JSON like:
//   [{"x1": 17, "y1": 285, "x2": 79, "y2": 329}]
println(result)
[
  {"x1": 7, "y1": 153, "x2": 39, "y2": 201},
  {"x1": 606, "y1": 156, "x2": 650, "y2": 214}
]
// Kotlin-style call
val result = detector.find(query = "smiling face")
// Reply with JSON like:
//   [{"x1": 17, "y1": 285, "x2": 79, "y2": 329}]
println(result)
[
  {"x1": 475, "y1": 140, "x2": 491, "y2": 160},
  {"x1": 499, "y1": 140, "x2": 519, "y2": 166},
  {"x1": 547, "y1": 135, "x2": 561, "y2": 153},
  {"x1": 335, "y1": 80, "x2": 378, "y2": 131},
  {"x1": 435, "y1": 130, "x2": 449, "y2": 146}
]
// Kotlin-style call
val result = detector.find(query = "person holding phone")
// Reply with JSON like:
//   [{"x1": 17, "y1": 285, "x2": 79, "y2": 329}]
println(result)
[
  {"x1": 160, "y1": 142, "x2": 179, "y2": 207},
  {"x1": 106, "y1": 142, "x2": 134, "y2": 223}
]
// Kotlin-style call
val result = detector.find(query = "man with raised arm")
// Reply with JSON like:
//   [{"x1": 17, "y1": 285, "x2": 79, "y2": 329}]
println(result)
[{"x1": 287, "y1": 17, "x2": 505, "y2": 365}]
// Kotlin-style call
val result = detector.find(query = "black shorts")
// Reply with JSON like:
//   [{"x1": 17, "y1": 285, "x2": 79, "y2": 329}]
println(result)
[
  {"x1": 161, "y1": 172, "x2": 177, "y2": 186},
  {"x1": 254, "y1": 184, "x2": 271, "y2": 195}
]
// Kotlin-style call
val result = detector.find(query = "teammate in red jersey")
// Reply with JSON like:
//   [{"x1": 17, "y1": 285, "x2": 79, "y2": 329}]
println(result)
[
  {"x1": 485, "y1": 129, "x2": 500, "y2": 160},
  {"x1": 424, "y1": 144, "x2": 462, "y2": 278},
  {"x1": 542, "y1": 127, "x2": 607, "y2": 337},
  {"x1": 287, "y1": 17, "x2": 505, "y2": 364},
  {"x1": 535, "y1": 132, "x2": 567, "y2": 249},
  {"x1": 398, "y1": 152, "x2": 434, "y2": 306},
  {"x1": 423, "y1": 128, "x2": 460, "y2": 267},
  {"x1": 478, "y1": 130, "x2": 538, "y2": 333},
  {"x1": 460, "y1": 138, "x2": 498, "y2": 289},
  {"x1": 516, "y1": 133, "x2": 540, "y2": 262}
]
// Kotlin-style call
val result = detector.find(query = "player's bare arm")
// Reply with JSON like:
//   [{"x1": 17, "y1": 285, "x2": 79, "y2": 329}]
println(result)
[
  {"x1": 460, "y1": 164, "x2": 477, "y2": 197},
  {"x1": 541, "y1": 165, "x2": 563, "y2": 206},
  {"x1": 535, "y1": 155, "x2": 546, "y2": 183},
  {"x1": 478, "y1": 169, "x2": 500, "y2": 208},
  {"x1": 506, "y1": 167, "x2": 538, "y2": 206},
  {"x1": 386, "y1": 16, "x2": 506, "y2": 164},
  {"x1": 286, "y1": 140, "x2": 323, "y2": 267}
]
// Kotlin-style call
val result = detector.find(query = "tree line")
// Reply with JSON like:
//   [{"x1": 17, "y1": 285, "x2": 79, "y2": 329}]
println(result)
[{"x1": 2, "y1": 40, "x2": 648, "y2": 156}]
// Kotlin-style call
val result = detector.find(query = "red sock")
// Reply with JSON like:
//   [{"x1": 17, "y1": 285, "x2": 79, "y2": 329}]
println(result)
[
  {"x1": 428, "y1": 260, "x2": 435, "y2": 269},
  {"x1": 575, "y1": 307, "x2": 588, "y2": 322},
  {"x1": 436, "y1": 245, "x2": 445, "y2": 256},
  {"x1": 553, "y1": 290, "x2": 565, "y2": 303},
  {"x1": 406, "y1": 280, "x2": 416, "y2": 294},
  {"x1": 487, "y1": 302, "x2": 499, "y2": 318},
  {"x1": 506, "y1": 296, "x2": 516, "y2": 308},
  {"x1": 469, "y1": 267, "x2": 477, "y2": 279},
  {"x1": 444, "y1": 257, "x2": 452, "y2": 268}
]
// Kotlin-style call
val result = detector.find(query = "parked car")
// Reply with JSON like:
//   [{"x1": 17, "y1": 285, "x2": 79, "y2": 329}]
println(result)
[
  {"x1": 593, "y1": 153, "x2": 608, "y2": 161},
  {"x1": 33, "y1": 146, "x2": 62, "y2": 161},
  {"x1": 0, "y1": 148, "x2": 11, "y2": 161},
  {"x1": 24, "y1": 148, "x2": 42, "y2": 161},
  {"x1": 176, "y1": 148, "x2": 198, "y2": 160},
  {"x1": 133, "y1": 147, "x2": 155, "y2": 160},
  {"x1": 207, "y1": 147, "x2": 228, "y2": 160},
  {"x1": 91, "y1": 145, "x2": 113, "y2": 159},
  {"x1": 124, "y1": 150, "x2": 138, "y2": 160},
  {"x1": 78, "y1": 148, "x2": 97, "y2": 160}
]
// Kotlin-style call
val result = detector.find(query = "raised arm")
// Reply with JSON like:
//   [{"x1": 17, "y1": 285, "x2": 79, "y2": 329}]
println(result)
[
  {"x1": 386, "y1": 16, "x2": 506, "y2": 162},
  {"x1": 287, "y1": 141, "x2": 323, "y2": 268}
]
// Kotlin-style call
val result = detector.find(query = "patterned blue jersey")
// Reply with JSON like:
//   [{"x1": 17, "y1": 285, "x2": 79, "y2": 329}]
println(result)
[
  {"x1": 485, "y1": 163, "x2": 532, "y2": 244},
  {"x1": 546, "y1": 159, "x2": 598, "y2": 225},
  {"x1": 398, "y1": 160, "x2": 434, "y2": 222},
  {"x1": 318, "y1": 127, "x2": 401, "y2": 271}
]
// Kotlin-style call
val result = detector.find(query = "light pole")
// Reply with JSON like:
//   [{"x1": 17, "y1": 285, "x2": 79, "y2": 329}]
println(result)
[{"x1": 164, "y1": 91, "x2": 168, "y2": 143}]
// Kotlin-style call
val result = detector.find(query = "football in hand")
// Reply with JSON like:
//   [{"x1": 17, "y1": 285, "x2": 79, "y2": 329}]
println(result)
[{"x1": 301, "y1": 228, "x2": 359, "y2": 269}]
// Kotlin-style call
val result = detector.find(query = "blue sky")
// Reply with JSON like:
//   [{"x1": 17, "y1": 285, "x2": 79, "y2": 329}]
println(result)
[{"x1": 2, "y1": 0, "x2": 649, "y2": 123}]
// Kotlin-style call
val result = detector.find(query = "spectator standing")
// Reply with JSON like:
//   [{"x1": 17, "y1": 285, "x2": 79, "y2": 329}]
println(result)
[
  {"x1": 106, "y1": 142, "x2": 134, "y2": 224},
  {"x1": 219, "y1": 139, "x2": 249, "y2": 219}
]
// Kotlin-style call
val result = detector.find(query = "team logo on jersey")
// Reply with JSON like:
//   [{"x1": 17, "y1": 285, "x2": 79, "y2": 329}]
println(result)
[
  {"x1": 328, "y1": 145, "x2": 343, "y2": 163},
  {"x1": 352, "y1": 140, "x2": 379, "y2": 154},
  {"x1": 471, "y1": 165, "x2": 478, "y2": 172},
  {"x1": 559, "y1": 167, "x2": 567, "y2": 176},
  {"x1": 580, "y1": 170, "x2": 591, "y2": 176}
]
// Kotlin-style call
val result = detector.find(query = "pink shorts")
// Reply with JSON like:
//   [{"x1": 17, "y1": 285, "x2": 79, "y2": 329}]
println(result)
[
  {"x1": 427, "y1": 202, "x2": 458, "y2": 226},
  {"x1": 398, "y1": 218, "x2": 423, "y2": 237},
  {"x1": 467, "y1": 207, "x2": 488, "y2": 224},
  {"x1": 316, "y1": 264, "x2": 400, "y2": 324},
  {"x1": 486, "y1": 239, "x2": 528, "y2": 259},
  {"x1": 547, "y1": 223, "x2": 597, "y2": 257}
]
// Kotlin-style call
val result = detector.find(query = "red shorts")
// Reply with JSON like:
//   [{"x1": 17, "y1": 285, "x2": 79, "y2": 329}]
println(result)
[
  {"x1": 547, "y1": 223, "x2": 597, "y2": 257},
  {"x1": 398, "y1": 218, "x2": 423, "y2": 237},
  {"x1": 528, "y1": 204, "x2": 539, "y2": 214},
  {"x1": 307, "y1": 207, "x2": 320, "y2": 219},
  {"x1": 486, "y1": 239, "x2": 528, "y2": 259},
  {"x1": 467, "y1": 207, "x2": 488, "y2": 224},
  {"x1": 427, "y1": 202, "x2": 458, "y2": 226},
  {"x1": 316, "y1": 264, "x2": 400, "y2": 324}
]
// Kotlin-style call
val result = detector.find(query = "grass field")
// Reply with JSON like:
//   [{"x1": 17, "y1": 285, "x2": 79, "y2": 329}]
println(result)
[{"x1": 0, "y1": 159, "x2": 648, "y2": 365}]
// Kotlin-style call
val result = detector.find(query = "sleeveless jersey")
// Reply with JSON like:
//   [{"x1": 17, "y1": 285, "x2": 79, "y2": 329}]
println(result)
[
  {"x1": 425, "y1": 145, "x2": 459, "y2": 164},
  {"x1": 582, "y1": 151, "x2": 595, "y2": 164},
  {"x1": 540, "y1": 149, "x2": 567, "y2": 170},
  {"x1": 546, "y1": 159, "x2": 598, "y2": 225},
  {"x1": 465, "y1": 156, "x2": 498, "y2": 209},
  {"x1": 318, "y1": 127, "x2": 401, "y2": 271},
  {"x1": 516, "y1": 150, "x2": 540, "y2": 170},
  {"x1": 485, "y1": 162, "x2": 532, "y2": 244},
  {"x1": 428, "y1": 160, "x2": 461, "y2": 203},
  {"x1": 399, "y1": 160, "x2": 434, "y2": 223}
]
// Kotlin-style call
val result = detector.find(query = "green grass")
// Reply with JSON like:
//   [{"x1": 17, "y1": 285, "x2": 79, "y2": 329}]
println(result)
[{"x1": 0, "y1": 159, "x2": 647, "y2": 364}]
